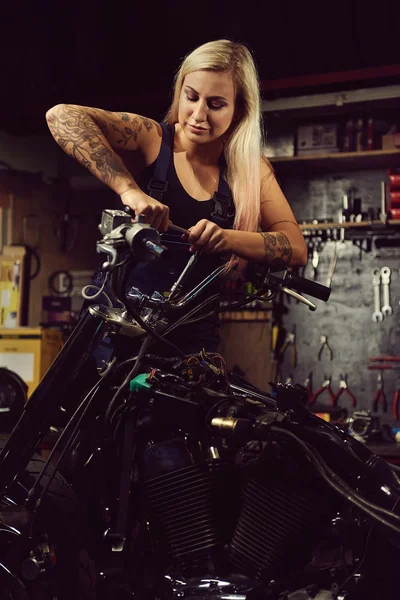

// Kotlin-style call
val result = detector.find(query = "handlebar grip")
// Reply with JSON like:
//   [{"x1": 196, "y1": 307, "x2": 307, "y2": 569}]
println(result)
[
  {"x1": 286, "y1": 272, "x2": 331, "y2": 302},
  {"x1": 123, "y1": 205, "x2": 135, "y2": 217}
]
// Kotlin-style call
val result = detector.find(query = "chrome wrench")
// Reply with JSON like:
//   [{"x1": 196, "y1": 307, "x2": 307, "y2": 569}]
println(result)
[
  {"x1": 372, "y1": 268, "x2": 383, "y2": 323},
  {"x1": 381, "y1": 267, "x2": 392, "y2": 316}
]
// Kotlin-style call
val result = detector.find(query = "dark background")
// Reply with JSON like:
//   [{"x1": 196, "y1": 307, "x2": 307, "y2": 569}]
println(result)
[{"x1": 1, "y1": 0, "x2": 400, "y2": 135}]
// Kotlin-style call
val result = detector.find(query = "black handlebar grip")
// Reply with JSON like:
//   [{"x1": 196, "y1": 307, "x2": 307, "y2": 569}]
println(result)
[
  {"x1": 123, "y1": 205, "x2": 135, "y2": 217},
  {"x1": 286, "y1": 272, "x2": 331, "y2": 302}
]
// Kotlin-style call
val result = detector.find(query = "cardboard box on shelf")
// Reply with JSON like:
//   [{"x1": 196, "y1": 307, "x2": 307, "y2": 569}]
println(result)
[
  {"x1": 297, "y1": 123, "x2": 338, "y2": 155},
  {"x1": 0, "y1": 327, "x2": 63, "y2": 397},
  {"x1": 382, "y1": 133, "x2": 400, "y2": 151}
]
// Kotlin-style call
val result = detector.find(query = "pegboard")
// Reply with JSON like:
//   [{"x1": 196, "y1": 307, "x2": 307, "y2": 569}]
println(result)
[{"x1": 277, "y1": 168, "x2": 400, "y2": 425}]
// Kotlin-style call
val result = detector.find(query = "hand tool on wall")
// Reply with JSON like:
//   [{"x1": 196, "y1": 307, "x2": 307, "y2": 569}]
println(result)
[
  {"x1": 332, "y1": 373, "x2": 357, "y2": 408},
  {"x1": 372, "y1": 372, "x2": 387, "y2": 413},
  {"x1": 280, "y1": 324, "x2": 297, "y2": 368},
  {"x1": 312, "y1": 375, "x2": 336, "y2": 406},
  {"x1": 371, "y1": 268, "x2": 383, "y2": 323},
  {"x1": 325, "y1": 242, "x2": 338, "y2": 288},
  {"x1": 380, "y1": 267, "x2": 392, "y2": 317},
  {"x1": 318, "y1": 335, "x2": 333, "y2": 361},
  {"x1": 311, "y1": 245, "x2": 320, "y2": 281}
]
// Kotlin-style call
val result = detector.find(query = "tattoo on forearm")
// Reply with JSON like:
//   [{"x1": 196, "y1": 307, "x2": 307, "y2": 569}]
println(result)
[
  {"x1": 46, "y1": 105, "x2": 154, "y2": 186},
  {"x1": 259, "y1": 232, "x2": 293, "y2": 267}
]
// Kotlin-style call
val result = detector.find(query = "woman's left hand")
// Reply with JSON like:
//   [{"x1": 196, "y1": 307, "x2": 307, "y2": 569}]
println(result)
[{"x1": 184, "y1": 219, "x2": 231, "y2": 254}]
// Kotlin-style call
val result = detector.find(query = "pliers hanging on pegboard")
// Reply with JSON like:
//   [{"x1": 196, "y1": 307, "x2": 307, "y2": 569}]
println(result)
[
  {"x1": 312, "y1": 375, "x2": 336, "y2": 406},
  {"x1": 318, "y1": 335, "x2": 333, "y2": 361},
  {"x1": 372, "y1": 372, "x2": 387, "y2": 413},
  {"x1": 280, "y1": 324, "x2": 297, "y2": 368},
  {"x1": 332, "y1": 373, "x2": 357, "y2": 408}
]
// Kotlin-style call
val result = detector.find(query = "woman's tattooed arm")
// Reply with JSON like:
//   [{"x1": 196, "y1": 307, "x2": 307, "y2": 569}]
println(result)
[
  {"x1": 46, "y1": 104, "x2": 155, "y2": 190},
  {"x1": 258, "y1": 231, "x2": 293, "y2": 268}
]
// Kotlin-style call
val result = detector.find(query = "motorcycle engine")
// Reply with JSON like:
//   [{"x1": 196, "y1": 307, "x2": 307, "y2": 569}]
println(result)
[
  {"x1": 143, "y1": 436, "x2": 238, "y2": 573},
  {"x1": 142, "y1": 434, "x2": 337, "y2": 596}
]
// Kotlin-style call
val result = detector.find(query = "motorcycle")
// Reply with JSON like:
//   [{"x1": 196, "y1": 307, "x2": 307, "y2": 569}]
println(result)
[{"x1": 0, "y1": 208, "x2": 399, "y2": 600}]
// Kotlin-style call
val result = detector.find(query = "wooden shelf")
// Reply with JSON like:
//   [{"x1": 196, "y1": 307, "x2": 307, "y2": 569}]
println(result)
[
  {"x1": 299, "y1": 219, "x2": 400, "y2": 232},
  {"x1": 268, "y1": 149, "x2": 400, "y2": 173}
]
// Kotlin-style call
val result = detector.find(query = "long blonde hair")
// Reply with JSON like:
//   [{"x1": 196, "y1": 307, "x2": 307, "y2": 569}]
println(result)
[{"x1": 165, "y1": 39, "x2": 266, "y2": 238}]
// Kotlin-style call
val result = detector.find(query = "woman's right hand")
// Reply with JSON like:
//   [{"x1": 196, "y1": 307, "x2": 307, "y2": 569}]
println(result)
[{"x1": 120, "y1": 189, "x2": 170, "y2": 232}]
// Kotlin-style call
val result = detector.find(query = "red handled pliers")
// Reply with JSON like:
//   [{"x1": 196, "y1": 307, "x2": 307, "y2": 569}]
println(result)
[
  {"x1": 332, "y1": 373, "x2": 357, "y2": 408},
  {"x1": 312, "y1": 375, "x2": 336, "y2": 406},
  {"x1": 372, "y1": 372, "x2": 387, "y2": 413}
]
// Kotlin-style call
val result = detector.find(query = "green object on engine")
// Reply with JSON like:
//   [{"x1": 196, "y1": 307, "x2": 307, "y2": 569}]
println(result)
[{"x1": 129, "y1": 373, "x2": 152, "y2": 392}]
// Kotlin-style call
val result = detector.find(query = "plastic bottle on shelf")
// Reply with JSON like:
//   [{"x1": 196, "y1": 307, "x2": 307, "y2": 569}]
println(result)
[
  {"x1": 366, "y1": 117, "x2": 374, "y2": 151},
  {"x1": 343, "y1": 118, "x2": 354, "y2": 152},
  {"x1": 355, "y1": 118, "x2": 364, "y2": 152}
]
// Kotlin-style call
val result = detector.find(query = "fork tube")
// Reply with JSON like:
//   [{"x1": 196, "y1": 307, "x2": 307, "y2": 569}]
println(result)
[{"x1": 0, "y1": 309, "x2": 106, "y2": 496}]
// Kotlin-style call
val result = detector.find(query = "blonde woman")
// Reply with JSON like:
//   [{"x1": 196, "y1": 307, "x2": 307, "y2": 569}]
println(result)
[{"x1": 46, "y1": 39, "x2": 307, "y2": 352}]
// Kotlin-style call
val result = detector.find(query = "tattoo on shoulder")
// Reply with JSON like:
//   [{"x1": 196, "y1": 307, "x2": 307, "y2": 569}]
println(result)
[
  {"x1": 259, "y1": 232, "x2": 293, "y2": 268},
  {"x1": 111, "y1": 114, "x2": 155, "y2": 146}
]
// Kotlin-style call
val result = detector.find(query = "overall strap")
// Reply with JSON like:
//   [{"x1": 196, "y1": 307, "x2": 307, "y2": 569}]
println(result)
[
  {"x1": 210, "y1": 156, "x2": 235, "y2": 228},
  {"x1": 147, "y1": 122, "x2": 172, "y2": 201}
]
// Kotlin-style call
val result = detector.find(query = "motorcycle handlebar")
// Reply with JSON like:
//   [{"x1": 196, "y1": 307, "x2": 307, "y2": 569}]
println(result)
[{"x1": 285, "y1": 271, "x2": 331, "y2": 302}]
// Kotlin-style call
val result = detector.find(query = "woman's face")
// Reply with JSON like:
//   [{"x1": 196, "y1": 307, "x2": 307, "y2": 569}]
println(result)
[{"x1": 178, "y1": 70, "x2": 236, "y2": 145}]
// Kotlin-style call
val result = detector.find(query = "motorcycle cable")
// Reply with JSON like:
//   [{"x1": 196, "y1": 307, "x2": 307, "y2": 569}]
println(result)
[
  {"x1": 268, "y1": 426, "x2": 400, "y2": 536},
  {"x1": 161, "y1": 293, "x2": 221, "y2": 340},
  {"x1": 104, "y1": 335, "x2": 153, "y2": 433},
  {"x1": 219, "y1": 290, "x2": 275, "y2": 313},
  {"x1": 127, "y1": 305, "x2": 185, "y2": 358}
]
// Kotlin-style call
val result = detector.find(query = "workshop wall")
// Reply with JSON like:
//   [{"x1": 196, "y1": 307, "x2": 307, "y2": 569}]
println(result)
[
  {"x1": 0, "y1": 171, "x2": 115, "y2": 326},
  {"x1": 278, "y1": 168, "x2": 400, "y2": 425}
]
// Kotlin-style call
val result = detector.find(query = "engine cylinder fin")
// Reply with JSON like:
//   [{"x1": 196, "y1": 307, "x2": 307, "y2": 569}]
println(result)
[
  {"x1": 230, "y1": 476, "x2": 329, "y2": 580},
  {"x1": 145, "y1": 458, "x2": 237, "y2": 568}
]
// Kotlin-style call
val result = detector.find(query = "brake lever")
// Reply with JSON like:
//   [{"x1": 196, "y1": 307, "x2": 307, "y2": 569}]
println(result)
[
  {"x1": 97, "y1": 242, "x2": 118, "y2": 270},
  {"x1": 281, "y1": 287, "x2": 317, "y2": 311}
]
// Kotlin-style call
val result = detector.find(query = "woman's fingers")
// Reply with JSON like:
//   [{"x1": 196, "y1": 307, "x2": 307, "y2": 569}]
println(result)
[
  {"x1": 120, "y1": 190, "x2": 169, "y2": 231},
  {"x1": 188, "y1": 220, "x2": 226, "y2": 253}
]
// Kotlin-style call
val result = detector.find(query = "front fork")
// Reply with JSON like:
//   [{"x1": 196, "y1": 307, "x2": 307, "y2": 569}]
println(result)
[{"x1": 0, "y1": 308, "x2": 106, "y2": 498}]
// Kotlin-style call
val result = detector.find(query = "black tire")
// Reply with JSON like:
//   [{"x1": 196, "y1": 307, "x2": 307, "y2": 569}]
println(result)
[{"x1": 0, "y1": 440, "x2": 97, "y2": 599}]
